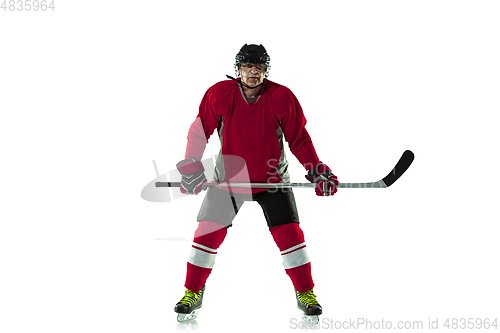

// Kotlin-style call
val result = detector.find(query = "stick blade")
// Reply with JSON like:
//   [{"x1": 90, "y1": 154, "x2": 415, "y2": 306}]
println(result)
[{"x1": 382, "y1": 150, "x2": 415, "y2": 187}]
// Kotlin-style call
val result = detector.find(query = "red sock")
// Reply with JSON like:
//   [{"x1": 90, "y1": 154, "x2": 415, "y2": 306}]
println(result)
[
  {"x1": 270, "y1": 223, "x2": 314, "y2": 292},
  {"x1": 184, "y1": 221, "x2": 227, "y2": 291}
]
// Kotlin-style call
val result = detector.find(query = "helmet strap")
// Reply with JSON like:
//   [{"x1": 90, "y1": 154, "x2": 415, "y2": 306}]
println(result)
[{"x1": 226, "y1": 75, "x2": 265, "y2": 90}]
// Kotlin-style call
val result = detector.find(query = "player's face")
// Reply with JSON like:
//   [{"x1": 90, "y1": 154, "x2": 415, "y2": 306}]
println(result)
[{"x1": 239, "y1": 63, "x2": 266, "y2": 87}]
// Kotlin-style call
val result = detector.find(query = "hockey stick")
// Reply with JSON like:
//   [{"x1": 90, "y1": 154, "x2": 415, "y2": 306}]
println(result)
[{"x1": 156, "y1": 150, "x2": 414, "y2": 189}]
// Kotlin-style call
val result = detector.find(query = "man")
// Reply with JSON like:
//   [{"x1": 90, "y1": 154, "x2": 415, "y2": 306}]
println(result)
[{"x1": 173, "y1": 44, "x2": 339, "y2": 323}]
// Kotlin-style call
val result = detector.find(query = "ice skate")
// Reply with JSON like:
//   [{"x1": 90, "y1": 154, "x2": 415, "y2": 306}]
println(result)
[
  {"x1": 174, "y1": 285, "x2": 205, "y2": 322},
  {"x1": 296, "y1": 288, "x2": 322, "y2": 324}
]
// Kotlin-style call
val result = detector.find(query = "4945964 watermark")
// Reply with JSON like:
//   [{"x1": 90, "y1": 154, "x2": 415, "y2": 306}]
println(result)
[
  {"x1": 290, "y1": 317, "x2": 499, "y2": 330},
  {"x1": 1, "y1": 0, "x2": 55, "y2": 11}
]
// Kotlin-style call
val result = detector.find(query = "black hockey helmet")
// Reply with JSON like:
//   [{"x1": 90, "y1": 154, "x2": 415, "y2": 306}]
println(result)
[{"x1": 235, "y1": 44, "x2": 271, "y2": 77}]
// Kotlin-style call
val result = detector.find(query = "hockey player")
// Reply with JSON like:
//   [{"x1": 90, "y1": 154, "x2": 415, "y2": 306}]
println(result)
[{"x1": 173, "y1": 44, "x2": 339, "y2": 323}]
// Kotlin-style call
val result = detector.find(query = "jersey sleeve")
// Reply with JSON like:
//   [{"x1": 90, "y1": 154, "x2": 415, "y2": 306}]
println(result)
[
  {"x1": 184, "y1": 88, "x2": 220, "y2": 160},
  {"x1": 280, "y1": 90, "x2": 321, "y2": 170}
]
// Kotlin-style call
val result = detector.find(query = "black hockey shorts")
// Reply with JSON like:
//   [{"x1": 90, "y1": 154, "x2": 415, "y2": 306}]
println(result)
[{"x1": 196, "y1": 187, "x2": 300, "y2": 229}]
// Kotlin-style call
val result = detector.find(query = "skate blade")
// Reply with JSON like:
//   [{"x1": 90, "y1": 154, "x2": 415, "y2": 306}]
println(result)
[
  {"x1": 301, "y1": 313, "x2": 319, "y2": 325},
  {"x1": 297, "y1": 306, "x2": 320, "y2": 325},
  {"x1": 177, "y1": 309, "x2": 198, "y2": 322}
]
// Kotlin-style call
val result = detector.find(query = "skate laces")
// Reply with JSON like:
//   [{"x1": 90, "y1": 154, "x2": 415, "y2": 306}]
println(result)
[
  {"x1": 178, "y1": 288, "x2": 202, "y2": 305},
  {"x1": 297, "y1": 289, "x2": 320, "y2": 306}
]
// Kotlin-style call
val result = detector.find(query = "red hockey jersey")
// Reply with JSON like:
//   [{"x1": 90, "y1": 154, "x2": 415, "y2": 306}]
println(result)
[{"x1": 184, "y1": 78, "x2": 320, "y2": 192}]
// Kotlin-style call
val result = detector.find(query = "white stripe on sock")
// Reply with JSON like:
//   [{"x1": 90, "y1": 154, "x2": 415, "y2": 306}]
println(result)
[
  {"x1": 188, "y1": 247, "x2": 217, "y2": 269},
  {"x1": 282, "y1": 247, "x2": 310, "y2": 269},
  {"x1": 192, "y1": 243, "x2": 217, "y2": 254},
  {"x1": 280, "y1": 242, "x2": 306, "y2": 255}
]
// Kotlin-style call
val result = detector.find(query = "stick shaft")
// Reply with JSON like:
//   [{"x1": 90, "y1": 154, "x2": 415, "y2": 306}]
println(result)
[
  {"x1": 155, "y1": 181, "x2": 387, "y2": 189},
  {"x1": 154, "y1": 151, "x2": 414, "y2": 190}
]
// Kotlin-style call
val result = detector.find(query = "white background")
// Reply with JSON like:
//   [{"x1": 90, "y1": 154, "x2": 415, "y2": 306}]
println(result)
[{"x1": 1, "y1": 1, "x2": 499, "y2": 332}]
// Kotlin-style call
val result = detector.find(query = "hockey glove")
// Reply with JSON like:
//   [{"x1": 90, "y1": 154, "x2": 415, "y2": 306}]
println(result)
[
  {"x1": 176, "y1": 158, "x2": 207, "y2": 195},
  {"x1": 305, "y1": 162, "x2": 339, "y2": 197}
]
